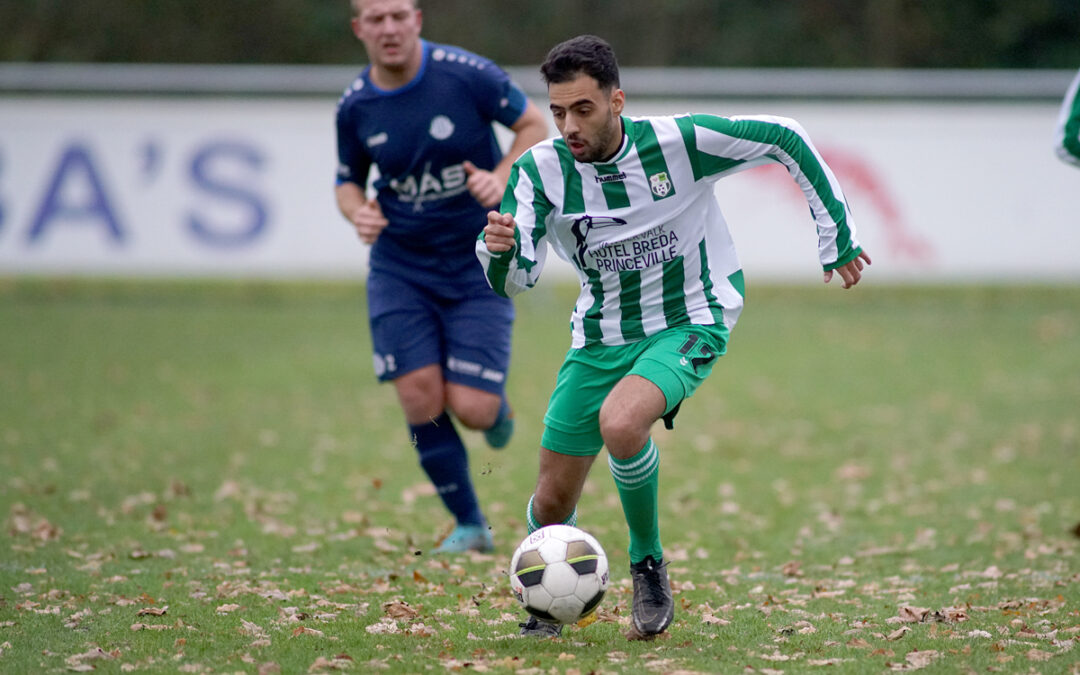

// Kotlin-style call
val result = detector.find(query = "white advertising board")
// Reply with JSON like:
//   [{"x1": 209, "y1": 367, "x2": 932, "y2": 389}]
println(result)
[{"x1": 0, "y1": 94, "x2": 1077, "y2": 281}]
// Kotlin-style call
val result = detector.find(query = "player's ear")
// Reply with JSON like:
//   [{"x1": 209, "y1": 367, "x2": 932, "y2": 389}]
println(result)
[
  {"x1": 610, "y1": 89, "x2": 625, "y2": 115},
  {"x1": 351, "y1": 16, "x2": 361, "y2": 39}
]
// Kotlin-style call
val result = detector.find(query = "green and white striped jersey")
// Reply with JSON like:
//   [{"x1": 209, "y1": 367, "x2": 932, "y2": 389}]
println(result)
[
  {"x1": 476, "y1": 113, "x2": 862, "y2": 348},
  {"x1": 1055, "y1": 68, "x2": 1080, "y2": 167}
]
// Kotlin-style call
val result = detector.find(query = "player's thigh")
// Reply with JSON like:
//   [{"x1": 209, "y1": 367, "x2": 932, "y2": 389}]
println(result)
[
  {"x1": 366, "y1": 272, "x2": 442, "y2": 383},
  {"x1": 541, "y1": 347, "x2": 633, "y2": 457},
  {"x1": 441, "y1": 290, "x2": 514, "y2": 395},
  {"x1": 628, "y1": 324, "x2": 728, "y2": 414}
]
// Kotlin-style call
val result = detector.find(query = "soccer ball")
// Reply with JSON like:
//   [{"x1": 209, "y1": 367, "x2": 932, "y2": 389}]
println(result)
[{"x1": 509, "y1": 524, "x2": 609, "y2": 625}]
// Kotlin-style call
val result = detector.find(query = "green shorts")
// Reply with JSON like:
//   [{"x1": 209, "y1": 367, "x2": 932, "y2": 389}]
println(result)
[{"x1": 541, "y1": 324, "x2": 728, "y2": 456}]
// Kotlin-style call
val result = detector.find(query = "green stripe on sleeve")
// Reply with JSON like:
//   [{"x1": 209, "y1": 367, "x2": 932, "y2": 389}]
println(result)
[{"x1": 694, "y1": 114, "x2": 854, "y2": 261}]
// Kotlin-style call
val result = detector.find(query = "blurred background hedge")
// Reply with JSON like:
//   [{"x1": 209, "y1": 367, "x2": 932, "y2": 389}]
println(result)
[{"x1": 3, "y1": 0, "x2": 1079, "y2": 68}]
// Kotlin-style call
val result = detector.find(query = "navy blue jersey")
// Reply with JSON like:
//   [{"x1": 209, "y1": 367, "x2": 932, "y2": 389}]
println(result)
[{"x1": 336, "y1": 40, "x2": 529, "y2": 289}]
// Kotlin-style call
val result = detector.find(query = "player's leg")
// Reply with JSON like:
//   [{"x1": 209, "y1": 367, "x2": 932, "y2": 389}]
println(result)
[
  {"x1": 442, "y1": 288, "x2": 515, "y2": 449},
  {"x1": 601, "y1": 325, "x2": 728, "y2": 637},
  {"x1": 367, "y1": 273, "x2": 490, "y2": 553},
  {"x1": 519, "y1": 347, "x2": 616, "y2": 637}
]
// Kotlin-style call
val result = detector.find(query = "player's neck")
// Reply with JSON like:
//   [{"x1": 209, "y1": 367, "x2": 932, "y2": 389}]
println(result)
[{"x1": 370, "y1": 45, "x2": 424, "y2": 90}]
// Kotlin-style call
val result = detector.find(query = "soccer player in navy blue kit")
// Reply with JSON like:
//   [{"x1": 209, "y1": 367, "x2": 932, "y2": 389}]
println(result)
[{"x1": 334, "y1": 0, "x2": 548, "y2": 553}]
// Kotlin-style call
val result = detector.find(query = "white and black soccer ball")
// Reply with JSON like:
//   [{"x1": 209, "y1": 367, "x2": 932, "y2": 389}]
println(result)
[{"x1": 508, "y1": 524, "x2": 609, "y2": 625}]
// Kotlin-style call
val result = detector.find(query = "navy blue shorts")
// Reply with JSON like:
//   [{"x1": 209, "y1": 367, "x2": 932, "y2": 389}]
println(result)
[{"x1": 366, "y1": 270, "x2": 514, "y2": 395}]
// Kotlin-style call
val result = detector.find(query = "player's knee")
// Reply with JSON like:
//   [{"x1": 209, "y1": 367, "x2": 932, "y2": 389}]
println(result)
[
  {"x1": 598, "y1": 405, "x2": 648, "y2": 458},
  {"x1": 395, "y1": 370, "x2": 447, "y2": 422},
  {"x1": 446, "y1": 388, "x2": 501, "y2": 430}
]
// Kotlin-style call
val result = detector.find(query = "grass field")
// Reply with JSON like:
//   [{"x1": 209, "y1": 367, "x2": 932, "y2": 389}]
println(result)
[{"x1": 1, "y1": 279, "x2": 1078, "y2": 674}]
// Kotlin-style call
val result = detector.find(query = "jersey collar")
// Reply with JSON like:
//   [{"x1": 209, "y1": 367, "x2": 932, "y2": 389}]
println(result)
[{"x1": 593, "y1": 116, "x2": 633, "y2": 165}]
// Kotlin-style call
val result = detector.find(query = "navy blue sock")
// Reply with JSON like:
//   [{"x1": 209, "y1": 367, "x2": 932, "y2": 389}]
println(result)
[{"x1": 410, "y1": 412, "x2": 484, "y2": 527}]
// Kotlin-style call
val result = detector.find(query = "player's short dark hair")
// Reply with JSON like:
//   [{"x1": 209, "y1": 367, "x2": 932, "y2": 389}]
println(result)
[{"x1": 540, "y1": 35, "x2": 620, "y2": 91}]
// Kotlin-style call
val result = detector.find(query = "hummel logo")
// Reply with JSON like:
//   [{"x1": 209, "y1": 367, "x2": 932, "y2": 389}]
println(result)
[{"x1": 595, "y1": 172, "x2": 627, "y2": 184}]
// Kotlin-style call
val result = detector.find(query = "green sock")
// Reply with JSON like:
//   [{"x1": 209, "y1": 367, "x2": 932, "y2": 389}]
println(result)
[{"x1": 608, "y1": 438, "x2": 662, "y2": 564}]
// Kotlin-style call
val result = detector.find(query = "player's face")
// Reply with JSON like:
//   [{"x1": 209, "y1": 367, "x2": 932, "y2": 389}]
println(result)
[
  {"x1": 548, "y1": 74, "x2": 625, "y2": 164},
  {"x1": 353, "y1": 0, "x2": 422, "y2": 73}
]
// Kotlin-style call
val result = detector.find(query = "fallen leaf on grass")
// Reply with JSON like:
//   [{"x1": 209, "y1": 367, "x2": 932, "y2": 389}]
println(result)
[
  {"x1": 886, "y1": 627, "x2": 911, "y2": 641},
  {"x1": 65, "y1": 647, "x2": 120, "y2": 669},
  {"x1": 897, "y1": 606, "x2": 930, "y2": 623},
  {"x1": 365, "y1": 619, "x2": 399, "y2": 635},
  {"x1": 137, "y1": 606, "x2": 168, "y2": 617},
  {"x1": 292, "y1": 626, "x2": 325, "y2": 638},
  {"x1": 1025, "y1": 648, "x2": 1054, "y2": 662},
  {"x1": 308, "y1": 655, "x2": 352, "y2": 672},
  {"x1": 904, "y1": 650, "x2": 939, "y2": 669},
  {"x1": 382, "y1": 601, "x2": 418, "y2": 619},
  {"x1": 702, "y1": 613, "x2": 730, "y2": 626},
  {"x1": 130, "y1": 623, "x2": 170, "y2": 631},
  {"x1": 216, "y1": 604, "x2": 241, "y2": 614}
]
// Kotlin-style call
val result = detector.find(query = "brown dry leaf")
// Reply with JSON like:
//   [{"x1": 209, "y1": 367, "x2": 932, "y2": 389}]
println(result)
[
  {"x1": 781, "y1": 560, "x2": 803, "y2": 577},
  {"x1": 240, "y1": 620, "x2": 268, "y2": 638},
  {"x1": 137, "y1": 606, "x2": 167, "y2": 617},
  {"x1": 702, "y1": 613, "x2": 730, "y2": 626},
  {"x1": 130, "y1": 623, "x2": 170, "y2": 631},
  {"x1": 904, "y1": 650, "x2": 939, "y2": 669},
  {"x1": 382, "y1": 601, "x2": 419, "y2": 619},
  {"x1": 898, "y1": 606, "x2": 931, "y2": 623},
  {"x1": 216, "y1": 604, "x2": 241, "y2": 614},
  {"x1": 307, "y1": 655, "x2": 352, "y2": 672},
  {"x1": 292, "y1": 626, "x2": 325, "y2": 638},
  {"x1": 412, "y1": 570, "x2": 428, "y2": 584},
  {"x1": 65, "y1": 647, "x2": 119, "y2": 668},
  {"x1": 846, "y1": 638, "x2": 873, "y2": 649},
  {"x1": 1025, "y1": 649, "x2": 1054, "y2": 662},
  {"x1": 886, "y1": 627, "x2": 911, "y2": 641}
]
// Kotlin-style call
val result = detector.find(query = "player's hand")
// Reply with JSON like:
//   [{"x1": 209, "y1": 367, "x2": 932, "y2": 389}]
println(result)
[
  {"x1": 464, "y1": 161, "x2": 504, "y2": 208},
  {"x1": 824, "y1": 249, "x2": 872, "y2": 289},
  {"x1": 350, "y1": 200, "x2": 389, "y2": 245},
  {"x1": 484, "y1": 211, "x2": 517, "y2": 253}
]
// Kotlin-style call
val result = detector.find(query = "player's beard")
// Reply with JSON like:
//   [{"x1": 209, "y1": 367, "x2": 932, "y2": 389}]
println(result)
[{"x1": 568, "y1": 114, "x2": 622, "y2": 164}]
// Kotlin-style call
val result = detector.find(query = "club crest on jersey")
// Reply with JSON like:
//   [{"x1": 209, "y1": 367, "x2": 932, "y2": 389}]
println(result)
[
  {"x1": 649, "y1": 171, "x2": 673, "y2": 198},
  {"x1": 429, "y1": 115, "x2": 455, "y2": 140}
]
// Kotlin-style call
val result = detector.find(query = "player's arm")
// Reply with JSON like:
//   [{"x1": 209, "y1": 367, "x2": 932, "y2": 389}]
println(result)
[
  {"x1": 475, "y1": 156, "x2": 551, "y2": 297},
  {"x1": 335, "y1": 182, "x2": 388, "y2": 245},
  {"x1": 1054, "y1": 68, "x2": 1080, "y2": 168},
  {"x1": 690, "y1": 113, "x2": 869, "y2": 284},
  {"x1": 465, "y1": 101, "x2": 549, "y2": 208}
]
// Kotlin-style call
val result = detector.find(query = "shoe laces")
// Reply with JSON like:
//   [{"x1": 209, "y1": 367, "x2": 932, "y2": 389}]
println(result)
[{"x1": 633, "y1": 556, "x2": 668, "y2": 604}]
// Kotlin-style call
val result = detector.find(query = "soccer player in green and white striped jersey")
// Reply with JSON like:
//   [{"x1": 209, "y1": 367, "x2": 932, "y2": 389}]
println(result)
[
  {"x1": 477, "y1": 35, "x2": 871, "y2": 639},
  {"x1": 1055, "y1": 67, "x2": 1080, "y2": 167}
]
